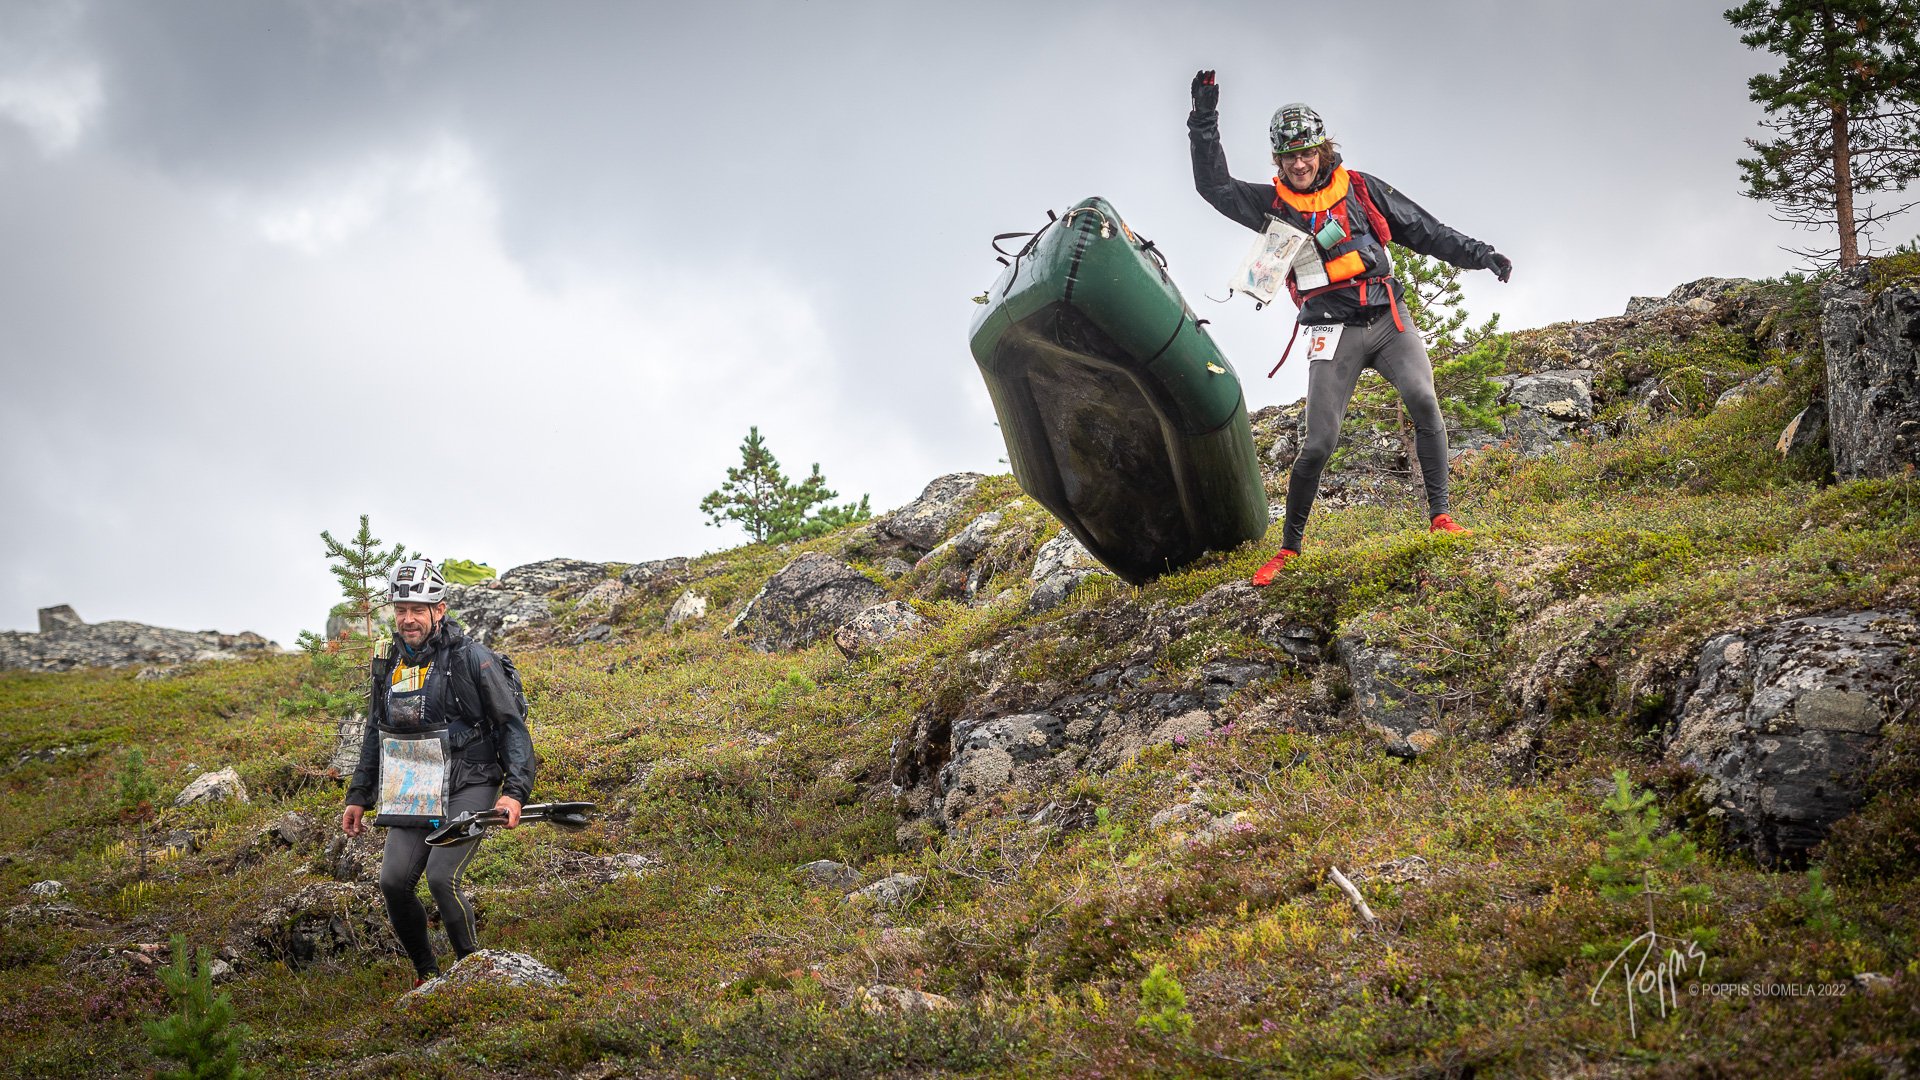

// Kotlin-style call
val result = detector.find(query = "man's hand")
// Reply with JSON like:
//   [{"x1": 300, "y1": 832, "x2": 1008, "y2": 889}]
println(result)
[
  {"x1": 1190, "y1": 69, "x2": 1218, "y2": 112},
  {"x1": 495, "y1": 795, "x2": 523, "y2": 828},
  {"x1": 1486, "y1": 252, "x2": 1513, "y2": 283},
  {"x1": 341, "y1": 804, "x2": 365, "y2": 837}
]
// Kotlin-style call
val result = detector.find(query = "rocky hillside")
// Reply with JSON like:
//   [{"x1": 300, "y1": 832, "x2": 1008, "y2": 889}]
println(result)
[
  {"x1": 0, "y1": 262, "x2": 1916, "y2": 1078},
  {"x1": 0, "y1": 604, "x2": 279, "y2": 675}
]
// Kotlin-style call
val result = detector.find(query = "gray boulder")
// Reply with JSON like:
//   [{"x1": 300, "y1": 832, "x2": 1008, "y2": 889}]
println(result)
[
  {"x1": 37, "y1": 605, "x2": 82, "y2": 633},
  {"x1": 1624, "y1": 277, "x2": 1754, "y2": 318},
  {"x1": 727, "y1": 553, "x2": 887, "y2": 653},
  {"x1": 1665, "y1": 609, "x2": 1919, "y2": 866},
  {"x1": 175, "y1": 767, "x2": 249, "y2": 807},
  {"x1": 848, "y1": 873, "x2": 923, "y2": 910},
  {"x1": 620, "y1": 556, "x2": 691, "y2": 591},
  {"x1": 408, "y1": 950, "x2": 566, "y2": 998},
  {"x1": 1499, "y1": 369, "x2": 1595, "y2": 456},
  {"x1": 1777, "y1": 399, "x2": 1830, "y2": 461},
  {"x1": 795, "y1": 860, "x2": 861, "y2": 891},
  {"x1": 1027, "y1": 532, "x2": 1109, "y2": 614},
  {"x1": 1337, "y1": 637, "x2": 1445, "y2": 758},
  {"x1": 878, "y1": 473, "x2": 985, "y2": 551},
  {"x1": 1820, "y1": 266, "x2": 1920, "y2": 480},
  {"x1": 937, "y1": 713, "x2": 1069, "y2": 826},
  {"x1": 665, "y1": 590, "x2": 709, "y2": 628},
  {"x1": 833, "y1": 601, "x2": 928, "y2": 659}
]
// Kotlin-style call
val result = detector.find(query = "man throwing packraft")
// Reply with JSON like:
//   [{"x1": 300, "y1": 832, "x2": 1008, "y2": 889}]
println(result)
[
  {"x1": 341, "y1": 558, "x2": 535, "y2": 985},
  {"x1": 1188, "y1": 70, "x2": 1512, "y2": 585}
]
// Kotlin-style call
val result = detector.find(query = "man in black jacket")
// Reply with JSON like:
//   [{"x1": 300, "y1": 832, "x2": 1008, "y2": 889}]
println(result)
[
  {"x1": 341, "y1": 558, "x2": 535, "y2": 984},
  {"x1": 1188, "y1": 71, "x2": 1511, "y2": 584}
]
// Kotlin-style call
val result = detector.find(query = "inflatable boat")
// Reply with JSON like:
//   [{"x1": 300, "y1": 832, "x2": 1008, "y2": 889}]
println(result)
[{"x1": 968, "y1": 196, "x2": 1269, "y2": 584}]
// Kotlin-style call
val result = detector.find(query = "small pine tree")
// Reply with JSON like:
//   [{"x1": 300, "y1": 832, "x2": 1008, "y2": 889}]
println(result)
[
  {"x1": 699, "y1": 427, "x2": 871, "y2": 544},
  {"x1": 1136, "y1": 963, "x2": 1195, "y2": 1037},
  {"x1": 1588, "y1": 769, "x2": 1712, "y2": 940},
  {"x1": 118, "y1": 747, "x2": 158, "y2": 822},
  {"x1": 283, "y1": 515, "x2": 411, "y2": 721},
  {"x1": 319, "y1": 515, "x2": 412, "y2": 653},
  {"x1": 144, "y1": 934, "x2": 257, "y2": 1080}
]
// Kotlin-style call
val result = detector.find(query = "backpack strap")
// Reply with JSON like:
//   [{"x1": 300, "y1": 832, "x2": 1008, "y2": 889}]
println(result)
[{"x1": 1347, "y1": 171, "x2": 1393, "y2": 247}]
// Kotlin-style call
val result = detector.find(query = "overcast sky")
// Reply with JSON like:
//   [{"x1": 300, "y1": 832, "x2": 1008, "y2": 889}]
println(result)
[{"x1": 2, "y1": 1, "x2": 1912, "y2": 648}]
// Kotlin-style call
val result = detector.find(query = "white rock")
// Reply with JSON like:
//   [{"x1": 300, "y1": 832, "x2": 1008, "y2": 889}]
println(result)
[{"x1": 174, "y1": 767, "x2": 249, "y2": 807}]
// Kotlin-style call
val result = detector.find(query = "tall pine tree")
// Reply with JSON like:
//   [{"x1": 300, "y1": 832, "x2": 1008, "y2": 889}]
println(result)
[{"x1": 1726, "y1": 0, "x2": 1920, "y2": 266}]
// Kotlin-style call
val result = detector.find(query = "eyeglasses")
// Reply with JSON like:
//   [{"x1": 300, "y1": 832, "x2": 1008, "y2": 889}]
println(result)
[{"x1": 1278, "y1": 147, "x2": 1320, "y2": 163}]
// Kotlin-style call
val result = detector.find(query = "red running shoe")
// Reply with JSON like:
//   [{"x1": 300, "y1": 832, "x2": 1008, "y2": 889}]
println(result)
[
  {"x1": 1250, "y1": 549, "x2": 1299, "y2": 586},
  {"x1": 1430, "y1": 513, "x2": 1472, "y2": 535}
]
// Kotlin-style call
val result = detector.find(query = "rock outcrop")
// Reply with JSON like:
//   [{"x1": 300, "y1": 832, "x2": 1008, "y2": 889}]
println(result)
[
  {"x1": 726, "y1": 553, "x2": 886, "y2": 653},
  {"x1": 0, "y1": 606, "x2": 279, "y2": 673},
  {"x1": 1820, "y1": 265, "x2": 1920, "y2": 481},
  {"x1": 1664, "y1": 610, "x2": 1919, "y2": 866},
  {"x1": 877, "y1": 473, "x2": 986, "y2": 552}
]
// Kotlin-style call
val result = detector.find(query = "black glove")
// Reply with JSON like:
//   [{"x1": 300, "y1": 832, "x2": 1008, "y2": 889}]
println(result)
[
  {"x1": 1485, "y1": 251, "x2": 1512, "y2": 283},
  {"x1": 1191, "y1": 69, "x2": 1218, "y2": 112}
]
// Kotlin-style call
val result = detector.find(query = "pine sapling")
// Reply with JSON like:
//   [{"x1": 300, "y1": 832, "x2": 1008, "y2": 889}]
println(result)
[
  {"x1": 118, "y1": 747, "x2": 158, "y2": 823},
  {"x1": 144, "y1": 934, "x2": 257, "y2": 1080},
  {"x1": 1587, "y1": 769, "x2": 1712, "y2": 951},
  {"x1": 1136, "y1": 963, "x2": 1195, "y2": 1037}
]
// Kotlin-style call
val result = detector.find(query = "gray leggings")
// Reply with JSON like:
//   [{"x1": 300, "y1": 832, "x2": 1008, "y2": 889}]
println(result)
[
  {"x1": 1282, "y1": 314, "x2": 1450, "y2": 551},
  {"x1": 379, "y1": 782, "x2": 497, "y2": 978}
]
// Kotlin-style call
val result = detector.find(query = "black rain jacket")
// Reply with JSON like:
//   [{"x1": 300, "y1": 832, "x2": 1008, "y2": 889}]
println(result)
[
  {"x1": 1188, "y1": 105, "x2": 1496, "y2": 325},
  {"x1": 345, "y1": 617, "x2": 536, "y2": 808}
]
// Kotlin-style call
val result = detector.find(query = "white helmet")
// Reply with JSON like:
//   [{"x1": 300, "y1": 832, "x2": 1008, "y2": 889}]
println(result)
[{"x1": 389, "y1": 559, "x2": 447, "y2": 604}]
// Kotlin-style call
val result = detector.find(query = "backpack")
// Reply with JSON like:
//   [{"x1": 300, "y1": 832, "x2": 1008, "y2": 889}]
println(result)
[{"x1": 448, "y1": 640, "x2": 529, "y2": 742}]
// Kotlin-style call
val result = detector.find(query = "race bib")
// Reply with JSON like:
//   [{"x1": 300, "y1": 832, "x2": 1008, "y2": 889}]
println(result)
[{"x1": 1296, "y1": 323, "x2": 1345, "y2": 362}]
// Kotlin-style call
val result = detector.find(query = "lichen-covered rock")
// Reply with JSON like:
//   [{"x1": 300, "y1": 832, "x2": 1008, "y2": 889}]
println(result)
[
  {"x1": 498, "y1": 559, "x2": 616, "y2": 597},
  {"x1": 1665, "y1": 609, "x2": 1919, "y2": 865},
  {"x1": 847, "y1": 873, "x2": 923, "y2": 910},
  {"x1": 328, "y1": 713, "x2": 366, "y2": 778},
  {"x1": 665, "y1": 590, "x2": 708, "y2": 628},
  {"x1": 407, "y1": 950, "x2": 566, "y2": 998},
  {"x1": 1027, "y1": 533, "x2": 1110, "y2": 614},
  {"x1": 877, "y1": 473, "x2": 985, "y2": 551},
  {"x1": 1499, "y1": 369, "x2": 1595, "y2": 456},
  {"x1": 246, "y1": 882, "x2": 398, "y2": 967},
  {"x1": 1777, "y1": 399, "x2": 1829, "y2": 460},
  {"x1": 444, "y1": 584, "x2": 549, "y2": 647},
  {"x1": 1820, "y1": 266, "x2": 1920, "y2": 480},
  {"x1": 572, "y1": 578, "x2": 631, "y2": 620},
  {"x1": 620, "y1": 556, "x2": 691, "y2": 591},
  {"x1": 833, "y1": 601, "x2": 928, "y2": 659},
  {"x1": 795, "y1": 860, "x2": 861, "y2": 891},
  {"x1": 726, "y1": 553, "x2": 886, "y2": 653},
  {"x1": 1336, "y1": 637, "x2": 1444, "y2": 758},
  {"x1": 175, "y1": 767, "x2": 249, "y2": 807},
  {"x1": 858, "y1": 984, "x2": 955, "y2": 1013},
  {"x1": 0, "y1": 607, "x2": 279, "y2": 673},
  {"x1": 1625, "y1": 277, "x2": 1755, "y2": 318}
]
